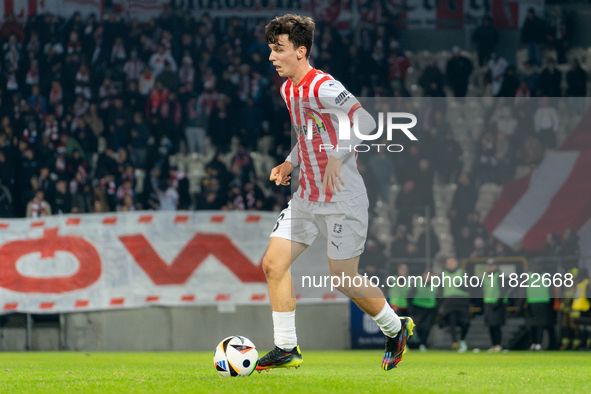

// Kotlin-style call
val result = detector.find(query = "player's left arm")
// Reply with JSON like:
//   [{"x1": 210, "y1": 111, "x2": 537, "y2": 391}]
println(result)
[{"x1": 318, "y1": 80, "x2": 376, "y2": 195}]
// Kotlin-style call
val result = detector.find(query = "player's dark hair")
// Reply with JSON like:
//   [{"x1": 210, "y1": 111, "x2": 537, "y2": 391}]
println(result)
[{"x1": 265, "y1": 14, "x2": 315, "y2": 59}]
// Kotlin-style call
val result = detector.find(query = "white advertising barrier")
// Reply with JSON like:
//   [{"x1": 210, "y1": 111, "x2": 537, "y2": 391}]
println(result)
[{"x1": 0, "y1": 211, "x2": 343, "y2": 315}]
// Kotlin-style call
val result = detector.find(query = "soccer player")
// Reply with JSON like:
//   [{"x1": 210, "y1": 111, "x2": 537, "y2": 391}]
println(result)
[{"x1": 256, "y1": 14, "x2": 413, "y2": 372}]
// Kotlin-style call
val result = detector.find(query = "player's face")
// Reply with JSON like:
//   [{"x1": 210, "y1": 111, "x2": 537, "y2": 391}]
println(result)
[{"x1": 268, "y1": 34, "x2": 301, "y2": 78}]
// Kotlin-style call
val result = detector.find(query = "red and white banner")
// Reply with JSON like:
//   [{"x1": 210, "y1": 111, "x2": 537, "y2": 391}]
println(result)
[
  {"x1": 360, "y1": 0, "x2": 543, "y2": 30},
  {"x1": 0, "y1": 211, "x2": 343, "y2": 315},
  {"x1": 2, "y1": 0, "x2": 49, "y2": 19},
  {"x1": 484, "y1": 111, "x2": 591, "y2": 259},
  {"x1": 1, "y1": 0, "x2": 541, "y2": 30},
  {"x1": 1, "y1": 0, "x2": 102, "y2": 20}
]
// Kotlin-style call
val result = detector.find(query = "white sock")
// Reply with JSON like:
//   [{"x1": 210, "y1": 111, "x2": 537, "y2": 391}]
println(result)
[
  {"x1": 372, "y1": 302, "x2": 401, "y2": 338},
  {"x1": 272, "y1": 310, "x2": 297, "y2": 351}
]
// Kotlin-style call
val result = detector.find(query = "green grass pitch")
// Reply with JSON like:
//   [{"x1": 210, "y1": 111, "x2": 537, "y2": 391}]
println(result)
[{"x1": 1, "y1": 351, "x2": 590, "y2": 393}]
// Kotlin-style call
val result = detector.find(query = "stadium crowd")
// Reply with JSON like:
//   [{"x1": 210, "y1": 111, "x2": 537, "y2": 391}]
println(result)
[
  {"x1": 0, "y1": 7, "x2": 585, "y2": 220},
  {"x1": 0, "y1": 7, "x2": 589, "y2": 351}
]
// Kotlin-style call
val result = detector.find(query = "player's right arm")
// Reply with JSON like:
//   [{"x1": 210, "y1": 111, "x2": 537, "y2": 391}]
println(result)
[
  {"x1": 271, "y1": 80, "x2": 299, "y2": 186},
  {"x1": 270, "y1": 161, "x2": 294, "y2": 186},
  {"x1": 270, "y1": 142, "x2": 298, "y2": 186}
]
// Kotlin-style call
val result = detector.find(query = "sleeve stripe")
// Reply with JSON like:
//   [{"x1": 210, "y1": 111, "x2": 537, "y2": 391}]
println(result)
[
  {"x1": 313, "y1": 76, "x2": 333, "y2": 98},
  {"x1": 348, "y1": 103, "x2": 361, "y2": 119}
]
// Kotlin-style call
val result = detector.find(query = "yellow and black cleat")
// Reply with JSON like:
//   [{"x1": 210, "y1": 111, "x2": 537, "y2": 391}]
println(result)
[
  {"x1": 256, "y1": 345, "x2": 303, "y2": 371},
  {"x1": 382, "y1": 317, "x2": 414, "y2": 371}
]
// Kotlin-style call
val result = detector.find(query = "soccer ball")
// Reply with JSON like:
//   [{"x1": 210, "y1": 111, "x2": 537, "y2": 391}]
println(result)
[{"x1": 213, "y1": 336, "x2": 259, "y2": 377}]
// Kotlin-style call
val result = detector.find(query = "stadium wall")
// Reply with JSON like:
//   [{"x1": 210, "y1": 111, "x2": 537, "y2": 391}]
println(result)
[{"x1": 0, "y1": 304, "x2": 350, "y2": 351}]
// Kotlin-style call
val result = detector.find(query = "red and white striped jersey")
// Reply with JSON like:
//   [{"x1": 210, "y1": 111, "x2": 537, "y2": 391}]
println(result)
[{"x1": 281, "y1": 68, "x2": 366, "y2": 202}]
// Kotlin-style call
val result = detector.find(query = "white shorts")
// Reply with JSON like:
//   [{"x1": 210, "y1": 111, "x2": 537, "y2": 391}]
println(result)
[{"x1": 270, "y1": 193, "x2": 369, "y2": 260}]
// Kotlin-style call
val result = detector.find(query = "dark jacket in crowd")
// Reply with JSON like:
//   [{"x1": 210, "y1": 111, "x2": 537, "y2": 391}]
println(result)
[
  {"x1": 566, "y1": 66, "x2": 588, "y2": 97},
  {"x1": 540, "y1": 68, "x2": 562, "y2": 97},
  {"x1": 446, "y1": 56, "x2": 474, "y2": 97},
  {"x1": 521, "y1": 15, "x2": 546, "y2": 44}
]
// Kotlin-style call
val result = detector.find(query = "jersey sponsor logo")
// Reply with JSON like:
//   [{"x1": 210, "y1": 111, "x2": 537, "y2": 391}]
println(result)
[
  {"x1": 333, "y1": 223, "x2": 342, "y2": 234},
  {"x1": 335, "y1": 90, "x2": 351, "y2": 106},
  {"x1": 293, "y1": 105, "x2": 328, "y2": 137}
]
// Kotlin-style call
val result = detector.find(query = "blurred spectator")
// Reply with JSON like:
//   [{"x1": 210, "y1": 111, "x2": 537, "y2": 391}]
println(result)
[
  {"x1": 414, "y1": 159, "x2": 435, "y2": 216},
  {"x1": 472, "y1": 16, "x2": 499, "y2": 66},
  {"x1": 368, "y1": 141, "x2": 396, "y2": 202},
  {"x1": 124, "y1": 50, "x2": 145, "y2": 82},
  {"x1": 520, "y1": 135, "x2": 545, "y2": 165},
  {"x1": 483, "y1": 261, "x2": 506, "y2": 352},
  {"x1": 243, "y1": 182, "x2": 264, "y2": 210},
  {"x1": 119, "y1": 195, "x2": 136, "y2": 211},
  {"x1": 526, "y1": 262, "x2": 558, "y2": 350},
  {"x1": 446, "y1": 46, "x2": 473, "y2": 97},
  {"x1": 396, "y1": 180, "x2": 417, "y2": 229},
  {"x1": 424, "y1": 80, "x2": 445, "y2": 98},
  {"x1": 541, "y1": 233, "x2": 562, "y2": 257},
  {"x1": 0, "y1": 12, "x2": 25, "y2": 43},
  {"x1": 158, "y1": 178, "x2": 179, "y2": 210},
  {"x1": 437, "y1": 131, "x2": 463, "y2": 184},
  {"x1": 566, "y1": 59, "x2": 588, "y2": 116},
  {"x1": 387, "y1": 42, "x2": 410, "y2": 83},
  {"x1": 0, "y1": 178, "x2": 14, "y2": 217},
  {"x1": 149, "y1": 45, "x2": 177, "y2": 76},
  {"x1": 391, "y1": 224, "x2": 409, "y2": 258},
  {"x1": 129, "y1": 111, "x2": 150, "y2": 169},
  {"x1": 116, "y1": 179, "x2": 135, "y2": 209},
  {"x1": 418, "y1": 58, "x2": 444, "y2": 95},
  {"x1": 52, "y1": 179, "x2": 72, "y2": 215},
  {"x1": 476, "y1": 132, "x2": 497, "y2": 184},
  {"x1": 495, "y1": 132, "x2": 514, "y2": 183},
  {"x1": 521, "y1": 61, "x2": 540, "y2": 96},
  {"x1": 470, "y1": 236, "x2": 486, "y2": 258},
  {"x1": 496, "y1": 66, "x2": 520, "y2": 97},
  {"x1": 408, "y1": 269, "x2": 437, "y2": 351},
  {"x1": 487, "y1": 53, "x2": 508, "y2": 96},
  {"x1": 389, "y1": 263, "x2": 410, "y2": 314},
  {"x1": 566, "y1": 60, "x2": 587, "y2": 97},
  {"x1": 548, "y1": 9, "x2": 571, "y2": 65},
  {"x1": 157, "y1": 61, "x2": 181, "y2": 92},
  {"x1": 139, "y1": 67, "x2": 155, "y2": 95},
  {"x1": 449, "y1": 173, "x2": 477, "y2": 234},
  {"x1": 26, "y1": 188, "x2": 51, "y2": 217},
  {"x1": 72, "y1": 182, "x2": 93, "y2": 213},
  {"x1": 539, "y1": 58, "x2": 562, "y2": 97},
  {"x1": 521, "y1": 8, "x2": 546, "y2": 67},
  {"x1": 185, "y1": 96, "x2": 207, "y2": 154},
  {"x1": 515, "y1": 81, "x2": 531, "y2": 105},
  {"x1": 27, "y1": 85, "x2": 47, "y2": 115},
  {"x1": 533, "y1": 97, "x2": 559, "y2": 149},
  {"x1": 439, "y1": 257, "x2": 471, "y2": 353},
  {"x1": 560, "y1": 228, "x2": 579, "y2": 257}
]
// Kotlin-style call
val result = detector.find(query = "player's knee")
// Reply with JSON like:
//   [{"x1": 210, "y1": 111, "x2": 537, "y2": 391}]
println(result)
[{"x1": 262, "y1": 254, "x2": 288, "y2": 281}]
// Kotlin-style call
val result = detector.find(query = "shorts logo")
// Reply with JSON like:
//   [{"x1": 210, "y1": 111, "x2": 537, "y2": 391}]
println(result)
[
  {"x1": 331, "y1": 241, "x2": 342, "y2": 251},
  {"x1": 333, "y1": 224, "x2": 342, "y2": 234}
]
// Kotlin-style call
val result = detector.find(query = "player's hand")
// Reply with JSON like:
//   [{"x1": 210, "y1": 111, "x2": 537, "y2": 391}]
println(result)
[
  {"x1": 269, "y1": 161, "x2": 293, "y2": 186},
  {"x1": 322, "y1": 156, "x2": 345, "y2": 195}
]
